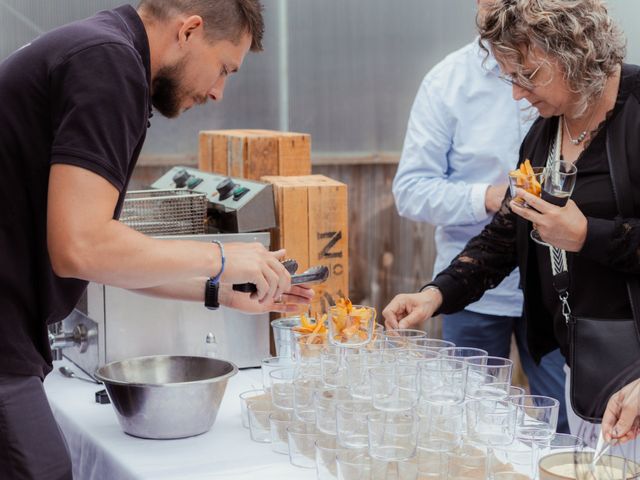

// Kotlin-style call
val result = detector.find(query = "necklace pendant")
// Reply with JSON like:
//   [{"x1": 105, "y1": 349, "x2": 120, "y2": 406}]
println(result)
[
  {"x1": 569, "y1": 130, "x2": 588, "y2": 146},
  {"x1": 576, "y1": 131, "x2": 588, "y2": 144},
  {"x1": 563, "y1": 114, "x2": 591, "y2": 146}
]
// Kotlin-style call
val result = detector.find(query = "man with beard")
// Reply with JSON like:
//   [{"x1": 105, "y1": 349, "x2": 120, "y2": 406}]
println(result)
[{"x1": 0, "y1": 1, "x2": 312, "y2": 478}]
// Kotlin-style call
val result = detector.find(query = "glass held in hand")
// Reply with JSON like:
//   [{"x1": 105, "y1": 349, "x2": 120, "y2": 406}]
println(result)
[
  {"x1": 508, "y1": 166, "x2": 545, "y2": 207},
  {"x1": 530, "y1": 160, "x2": 578, "y2": 246},
  {"x1": 541, "y1": 160, "x2": 578, "y2": 207}
]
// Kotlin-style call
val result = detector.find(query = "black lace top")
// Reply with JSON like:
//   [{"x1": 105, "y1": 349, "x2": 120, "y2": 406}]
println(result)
[{"x1": 429, "y1": 64, "x2": 640, "y2": 362}]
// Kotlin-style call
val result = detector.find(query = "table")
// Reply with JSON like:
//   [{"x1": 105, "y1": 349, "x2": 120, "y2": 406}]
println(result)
[
  {"x1": 45, "y1": 361, "x2": 551, "y2": 479},
  {"x1": 44, "y1": 360, "x2": 315, "y2": 480}
]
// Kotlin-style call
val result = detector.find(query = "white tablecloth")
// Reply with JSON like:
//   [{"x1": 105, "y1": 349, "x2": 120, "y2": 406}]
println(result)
[{"x1": 44, "y1": 360, "x2": 315, "y2": 480}]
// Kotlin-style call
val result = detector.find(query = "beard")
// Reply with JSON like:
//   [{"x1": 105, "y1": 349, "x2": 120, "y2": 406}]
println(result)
[{"x1": 151, "y1": 58, "x2": 189, "y2": 118}]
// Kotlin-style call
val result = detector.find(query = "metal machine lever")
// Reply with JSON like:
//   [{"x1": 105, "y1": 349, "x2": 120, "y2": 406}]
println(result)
[{"x1": 49, "y1": 324, "x2": 90, "y2": 357}]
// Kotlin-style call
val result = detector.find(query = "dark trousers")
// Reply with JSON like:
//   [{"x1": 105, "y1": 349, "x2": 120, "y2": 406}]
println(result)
[{"x1": 0, "y1": 374, "x2": 72, "y2": 480}]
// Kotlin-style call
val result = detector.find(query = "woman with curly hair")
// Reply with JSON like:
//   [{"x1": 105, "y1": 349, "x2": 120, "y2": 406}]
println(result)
[{"x1": 383, "y1": 0, "x2": 640, "y2": 444}]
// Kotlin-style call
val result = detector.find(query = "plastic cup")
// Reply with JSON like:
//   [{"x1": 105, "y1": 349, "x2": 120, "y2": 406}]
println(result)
[
  {"x1": 336, "y1": 399, "x2": 375, "y2": 449},
  {"x1": 269, "y1": 410, "x2": 292, "y2": 454},
  {"x1": 315, "y1": 435, "x2": 340, "y2": 480},
  {"x1": 248, "y1": 402, "x2": 272, "y2": 443},
  {"x1": 239, "y1": 389, "x2": 270, "y2": 429},
  {"x1": 287, "y1": 421, "x2": 320, "y2": 469},
  {"x1": 269, "y1": 367, "x2": 296, "y2": 411},
  {"x1": 261, "y1": 356, "x2": 294, "y2": 392},
  {"x1": 367, "y1": 410, "x2": 418, "y2": 461},
  {"x1": 328, "y1": 305, "x2": 376, "y2": 348}
]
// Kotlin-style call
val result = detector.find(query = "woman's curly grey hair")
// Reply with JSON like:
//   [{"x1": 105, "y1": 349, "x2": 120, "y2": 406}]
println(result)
[{"x1": 479, "y1": 0, "x2": 626, "y2": 117}]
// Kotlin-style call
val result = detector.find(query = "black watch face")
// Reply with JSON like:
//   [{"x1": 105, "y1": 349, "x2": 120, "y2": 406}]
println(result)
[{"x1": 205, "y1": 279, "x2": 219, "y2": 310}]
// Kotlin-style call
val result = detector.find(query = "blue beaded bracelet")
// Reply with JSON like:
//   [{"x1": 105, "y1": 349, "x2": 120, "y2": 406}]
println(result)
[{"x1": 211, "y1": 240, "x2": 225, "y2": 284}]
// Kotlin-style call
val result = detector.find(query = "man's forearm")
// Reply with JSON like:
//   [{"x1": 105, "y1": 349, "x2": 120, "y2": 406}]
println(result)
[
  {"x1": 47, "y1": 164, "x2": 222, "y2": 289},
  {"x1": 51, "y1": 218, "x2": 221, "y2": 290},
  {"x1": 129, "y1": 276, "x2": 208, "y2": 302}
]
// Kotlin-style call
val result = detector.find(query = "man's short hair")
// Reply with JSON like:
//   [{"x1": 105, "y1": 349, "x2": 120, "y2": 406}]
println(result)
[{"x1": 138, "y1": 0, "x2": 264, "y2": 51}]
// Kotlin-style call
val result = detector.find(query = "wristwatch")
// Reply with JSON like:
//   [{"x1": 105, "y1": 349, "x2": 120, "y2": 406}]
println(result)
[{"x1": 204, "y1": 278, "x2": 220, "y2": 310}]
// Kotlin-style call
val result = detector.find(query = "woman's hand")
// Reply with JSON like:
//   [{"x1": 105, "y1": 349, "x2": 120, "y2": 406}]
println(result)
[
  {"x1": 509, "y1": 188, "x2": 588, "y2": 252},
  {"x1": 602, "y1": 378, "x2": 640, "y2": 443},
  {"x1": 218, "y1": 284, "x2": 314, "y2": 315},
  {"x1": 382, "y1": 289, "x2": 443, "y2": 330}
]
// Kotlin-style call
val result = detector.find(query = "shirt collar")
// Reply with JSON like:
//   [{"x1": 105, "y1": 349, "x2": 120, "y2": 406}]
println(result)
[
  {"x1": 113, "y1": 5, "x2": 153, "y2": 118},
  {"x1": 474, "y1": 37, "x2": 500, "y2": 76}
]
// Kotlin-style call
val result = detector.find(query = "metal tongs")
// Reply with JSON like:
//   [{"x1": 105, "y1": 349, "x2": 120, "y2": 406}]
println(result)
[
  {"x1": 590, "y1": 430, "x2": 612, "y2": 472},
  {"x1": 232, "y1": 259, "x2": 329, "y2": 294}
]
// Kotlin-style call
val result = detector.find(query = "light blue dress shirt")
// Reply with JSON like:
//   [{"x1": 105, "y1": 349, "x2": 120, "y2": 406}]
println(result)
[{"x1": 393, "y1": 40, "x2": 535, "y2": 317}]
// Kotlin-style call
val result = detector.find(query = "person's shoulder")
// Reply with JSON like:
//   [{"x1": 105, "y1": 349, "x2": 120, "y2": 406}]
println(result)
[
  {"x1": 621, "y1": 63, "x2": 640, "y2": 104},
  {"x1": 441, "y1": 41, "x2": 479, "y2": 65},
  {"x1": 419, "y1": 41, "x2": 482, "y2": 95},
  {"x1": 428, "y1": 41, "x2": 478, "y2": 78},
  {"x1": 37, "y1": 9, "x2": 143, "y2": 70}
]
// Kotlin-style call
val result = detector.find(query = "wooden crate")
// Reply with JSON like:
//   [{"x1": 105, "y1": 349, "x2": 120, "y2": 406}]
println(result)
[
  {"x1": 198, "y1": 129, "x2": 311, "y2": 180},
  {"x1": 262, "y1": 175, "x2": 349, "y2": 315}
]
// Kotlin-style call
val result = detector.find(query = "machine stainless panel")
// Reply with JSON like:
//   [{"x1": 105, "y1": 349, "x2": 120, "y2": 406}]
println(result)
[
  {"x1": 151, "y1": 166, "x2": 276, "y2": 233},
  {"x1": 63, "y1": 233, "x2": 271, "y2": 374}
]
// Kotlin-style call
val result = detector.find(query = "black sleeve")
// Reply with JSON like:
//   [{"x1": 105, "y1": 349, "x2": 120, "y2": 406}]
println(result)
[
  {"x1": 49, "y1": 43, "x2": 148, "y2": 191},
  {"x1": 428, "y1": 193, "x2": 520, "y2": 314},
  {"x1": 580, "y1": 216, "x2": 640, "y2": 274}
]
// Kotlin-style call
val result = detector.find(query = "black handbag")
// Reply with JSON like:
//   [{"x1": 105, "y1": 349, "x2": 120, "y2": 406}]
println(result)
[
  {"x1": 567, "y1": 314, "x2": 640, "y2": 422},
  {"x1": 551, "y1": 117, "x2": 640, "y2": 423}
]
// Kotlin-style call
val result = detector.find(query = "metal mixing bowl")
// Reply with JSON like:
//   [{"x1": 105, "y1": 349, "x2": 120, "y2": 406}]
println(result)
[
  {"x1": 539, "y1": 452, "x2": 640, "y2": 479},
  {"x1": 95, "y1": 355, "x2": 238, "y2": 439}
]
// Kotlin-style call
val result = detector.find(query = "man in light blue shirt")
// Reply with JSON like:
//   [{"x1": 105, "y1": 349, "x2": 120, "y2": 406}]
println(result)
[{"x1": 393, "y1": 5, "x2": 568, "y2": 432}]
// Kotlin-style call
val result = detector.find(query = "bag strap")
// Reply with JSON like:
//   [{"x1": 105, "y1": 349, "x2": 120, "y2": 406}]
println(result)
[{"x1": 546, "y1": 120, "x2": 574, "y2": 323}]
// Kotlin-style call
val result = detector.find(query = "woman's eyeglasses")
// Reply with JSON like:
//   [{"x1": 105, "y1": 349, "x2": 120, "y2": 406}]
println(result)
[{"x1": 497, "y1": 63, "x2": 542, "y2": 89}]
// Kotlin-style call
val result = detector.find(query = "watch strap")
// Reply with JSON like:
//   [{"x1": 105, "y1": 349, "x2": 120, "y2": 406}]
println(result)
[{"x1": 204, "y1": 278, "x2": 220, "y2": 310}]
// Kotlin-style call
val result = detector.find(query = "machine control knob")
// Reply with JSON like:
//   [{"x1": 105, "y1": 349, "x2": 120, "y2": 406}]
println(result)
[
  {"x1": 232, "y1": 186, "x2": 250, "y2": 201},
  {"x1": 187, "y1": 177, "x2": 204, "y2": 190},
  {"x1": 216, "y1": 177, "x2": 236, "y2": 200},
  {"x1": 172, "y1": 168, "x2": 190, "y2": 188}
]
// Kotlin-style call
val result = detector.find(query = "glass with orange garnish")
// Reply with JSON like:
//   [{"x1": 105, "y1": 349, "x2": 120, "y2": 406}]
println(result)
[
  {"x1": 328, "y1": 298, "x2": 376, "y2": 348},
  {"x1": 291, "y1": 312, "x2": 328, "y2": 364},
  {"x1": 509, "y1": 158, "x2": 550, "y2": 245},
  {"x1": 508, "y1": 159, "x2": 544, "y2": 207}
]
